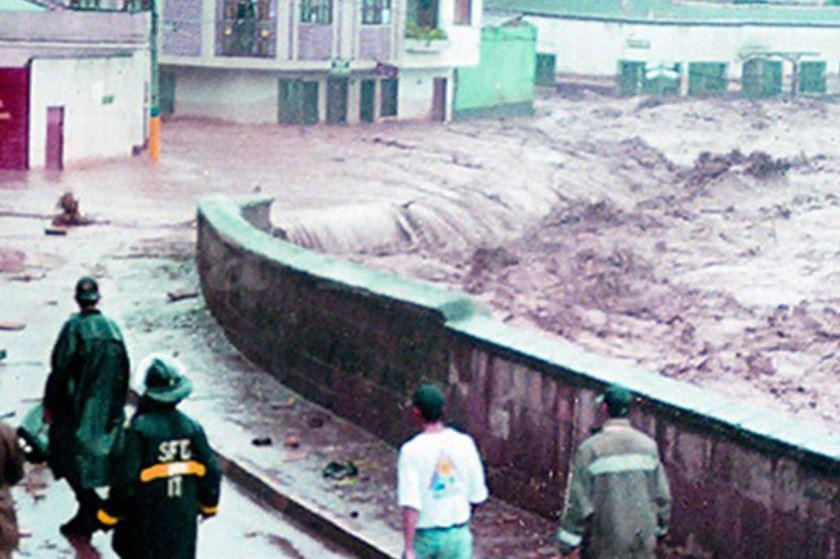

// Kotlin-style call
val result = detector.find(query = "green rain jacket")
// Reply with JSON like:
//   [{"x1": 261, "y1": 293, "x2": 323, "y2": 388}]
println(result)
[
  {"x1": 98, "y1": 402, "x2": 222, "y2": 559},
  {"x1": 44, "y1": 309, "x2": 130, "y2": 489},
  {"x1": 558, "y1": 419, "x2": 671, "y2": 559}
]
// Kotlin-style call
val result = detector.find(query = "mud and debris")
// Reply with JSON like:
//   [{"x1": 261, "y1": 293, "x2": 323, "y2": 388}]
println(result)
[
  {"x1": 52, "y1": 192, "x2": 95, "y2": 227},
  {"x1": 1, "y1": 92, "x2": 836, "y2": 433},
  {"x1": 271, "y1": 94, "x2": 840, "y2": 429}
]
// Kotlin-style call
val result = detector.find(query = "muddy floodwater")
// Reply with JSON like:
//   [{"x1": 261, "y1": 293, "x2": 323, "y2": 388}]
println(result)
[{"x1": 1, "y1": 91, "x2": 838, "y2": 431}]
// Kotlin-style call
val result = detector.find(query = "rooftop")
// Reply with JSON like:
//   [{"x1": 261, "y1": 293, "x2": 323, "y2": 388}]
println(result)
[
  {"x1": 0, "y1": 0, "x2": 45, "y2": 10},
  {"x1": 485, "y1": 0, "x2": 840, "y2": 26}
]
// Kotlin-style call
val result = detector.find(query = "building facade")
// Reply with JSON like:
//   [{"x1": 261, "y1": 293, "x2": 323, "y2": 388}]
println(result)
[
  {"x1": 453, "y1": 16, "x2": 536, "y2": 120},
  {"x1": 487, "y1": 0, "x2": 840, "y2": 97},
  {"x1": 0, "y1": 2, "x2": 150, "y2": 170},
  {"x1": 158, "y1": 0, "x2": 482, "y2": 123}
]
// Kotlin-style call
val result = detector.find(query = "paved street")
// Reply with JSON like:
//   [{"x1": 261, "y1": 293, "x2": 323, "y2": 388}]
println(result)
[{"x1": 13, "y1": 472, "x2": 356, "y2": 559}]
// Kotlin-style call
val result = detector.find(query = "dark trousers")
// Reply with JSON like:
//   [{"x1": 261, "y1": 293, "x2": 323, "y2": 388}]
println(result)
[{"x1": 66, "y1": 476, "x2": 101, "y2": 530}]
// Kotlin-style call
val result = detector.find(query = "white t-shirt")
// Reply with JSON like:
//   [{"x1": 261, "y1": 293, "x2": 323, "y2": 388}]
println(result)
[{"x1": 397, "y1": 427, "x2": 489, "y2": 529}]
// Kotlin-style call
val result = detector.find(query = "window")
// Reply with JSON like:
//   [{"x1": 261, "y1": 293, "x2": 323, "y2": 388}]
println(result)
[
  {"x1": 380, "y1": 79, "x2": 398, "y2": 117},
  {"x1": 362, "y1": 0, "x2": 391, "y2": 24},
  {"x1": 453, "y1": 0, "x2": 470, "y2": 25},
  {"x1": 220, "y1": 0, "x2": 275, "y2": 57},
  {"x1": 300, "y1": 0, "x2": 332, "y2": 24}
]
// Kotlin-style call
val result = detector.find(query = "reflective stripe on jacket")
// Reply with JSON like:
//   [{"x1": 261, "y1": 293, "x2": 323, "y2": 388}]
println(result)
[{"x1": 558, "y1": 418, "x2": 671, "y2": 559}]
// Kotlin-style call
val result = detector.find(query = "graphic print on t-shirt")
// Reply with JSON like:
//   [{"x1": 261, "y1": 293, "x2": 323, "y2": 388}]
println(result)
[{"x1": 429, "y1": 451, "x2": 461, "y2": 499}]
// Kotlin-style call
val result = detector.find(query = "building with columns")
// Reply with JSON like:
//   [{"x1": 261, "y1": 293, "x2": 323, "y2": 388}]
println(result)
[
  {"x1": 487, "y1": 0, "x2": 840, "y2": 97},
  {"x1": 159, "y1": 0, "x2": 483, "y2": 123}
]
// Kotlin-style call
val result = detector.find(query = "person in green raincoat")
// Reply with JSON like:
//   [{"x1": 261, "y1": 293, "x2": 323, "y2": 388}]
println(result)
[
  {"x1": 96, "y1": 354, "x2": 221, "y2": 559},
  {"x1": 43, "y1": 277, "x2": 130, "y2": 538}
]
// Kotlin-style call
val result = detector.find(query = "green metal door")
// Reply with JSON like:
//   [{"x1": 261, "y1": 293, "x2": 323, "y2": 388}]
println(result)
[
  {"x1": 742, "y1": 59, "x2": 782, "y2": 98},
  {"x1": 799, "y1": 61, "x2": 826, "y2": 95},
  {"x1": 301, "y1": 81, "x2": 318, "y2": 124},
  {"x1": 279, "y1": 79, "x2": 319, "y2": 125},
  {"x1": 618, "y1": 61, "x2": 645, "y2": 96},
  {"x1": 536, "y1": 53, "x2": 556, "y2": 87},
  {"x1": 688, "y1": 62, "x2": 727, "y2": 96},
  {"x1": 360, "y1": 79, "x2": 375, "y2": 123}
]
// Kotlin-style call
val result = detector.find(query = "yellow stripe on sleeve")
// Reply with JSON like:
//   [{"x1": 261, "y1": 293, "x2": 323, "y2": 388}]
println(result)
[
  {"x1": 140, "y1": 460, "x2": 207, "y2": 483},
  {"x1": 97, "y1": 509, "x2": 120, "y2": 527}
]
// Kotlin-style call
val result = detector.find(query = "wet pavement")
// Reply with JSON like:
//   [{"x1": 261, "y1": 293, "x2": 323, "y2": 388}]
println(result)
[
  {"x1": 4, "y1": 93, "x2": 834, "y2": 558},
  {"x1": 14, "y1": 471, "x2": 355, "y2": 559},
  {"x1": 0, "y1": 119, "x2": 559, "y2": 556}
]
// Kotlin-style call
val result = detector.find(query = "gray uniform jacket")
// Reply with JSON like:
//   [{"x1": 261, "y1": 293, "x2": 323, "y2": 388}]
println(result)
[{"x1": 558, "y1": 419, "x2": 671, "y2": 559}]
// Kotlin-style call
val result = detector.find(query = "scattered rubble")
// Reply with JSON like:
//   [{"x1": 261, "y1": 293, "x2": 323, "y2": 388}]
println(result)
[
  {"x1": 167, "y1": 290, "x2": 199, "y2": 302},
  {"x1": 251, "y1": 436, "x2": 273, "y2": 447},
  {"x1": 322, "y1": 461, "x2": 358, "y2": 481}
]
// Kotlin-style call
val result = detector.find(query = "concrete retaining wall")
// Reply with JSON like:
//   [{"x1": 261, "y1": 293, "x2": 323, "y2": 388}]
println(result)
[{"x1": 197, "y1": 195, "x2": 839, "y2": 559}]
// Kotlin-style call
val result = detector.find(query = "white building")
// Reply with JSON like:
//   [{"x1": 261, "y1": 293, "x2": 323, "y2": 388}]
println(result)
[
  {"x1": 487, "y1": 0, "x2": 840, "y2": 96},
  {"x1": 0, "y1": 1, "x2": 150, "y2": 170},
  {"x1": 158, "y1": 0, "x2": 482, "y2": 123}
]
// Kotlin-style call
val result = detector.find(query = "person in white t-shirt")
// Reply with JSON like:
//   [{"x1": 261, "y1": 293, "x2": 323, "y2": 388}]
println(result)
[{"x1": 397, "y1": 383, "x2": 489, "y2": 559}]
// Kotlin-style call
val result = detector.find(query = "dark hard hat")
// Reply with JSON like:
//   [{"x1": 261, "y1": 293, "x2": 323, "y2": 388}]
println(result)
[
  {"x1": 74, "y1": 276, "x2": 100, "y2": 304},
  {"x1": 141, "y1": 354, "x2": 193, "y2": 404}
]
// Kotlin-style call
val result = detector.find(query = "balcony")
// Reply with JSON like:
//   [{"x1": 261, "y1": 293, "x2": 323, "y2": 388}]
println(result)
[
  {"x1": 401, "y1": 0, "x2": 479, "y2": 68},
  {"x1": 404, "y1": 21, "x2": 448, "y2": 53},
  {"x1": 218, "y1": 18, "x2": 276, "y2": 58}
]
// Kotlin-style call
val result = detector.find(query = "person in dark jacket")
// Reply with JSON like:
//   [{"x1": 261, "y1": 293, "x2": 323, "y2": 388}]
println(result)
[
  {"x1": 0, "y1": 422, "x2": 25, "y2": 559},
  {"x1": 43, "y1": 276, "x2": 130, "y2": 538},
  {"x1": 96, "y1": 354, "x2": 222, "y2": 559}
]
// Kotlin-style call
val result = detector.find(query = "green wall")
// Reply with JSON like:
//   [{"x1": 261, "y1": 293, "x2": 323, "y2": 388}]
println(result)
[{"x1": 454, "y1": 23, "x2": 537, "y2": 119}]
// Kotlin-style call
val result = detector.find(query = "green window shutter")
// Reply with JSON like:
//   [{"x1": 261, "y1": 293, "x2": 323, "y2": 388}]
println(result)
[
  {"x1": 618, "y1": 61, "x2": 645, "y2": 96},
  {"x1": 535, "y1": 53, "x2": 556, "y2": 87},
  {"x1": 799, "y1": 61, "x2": 826, "y2": 95},
  {"x1": 688, "y1": 62, "x2": 727, "y2": 97},
  {"x1": 742, "y1": 59, "x2": 782, "y2": 99}
]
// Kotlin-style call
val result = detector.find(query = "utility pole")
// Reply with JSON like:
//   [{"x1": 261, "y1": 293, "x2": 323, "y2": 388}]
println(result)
[{"x1": 148, "y1": 0, "x2": 161, "y2": 162}]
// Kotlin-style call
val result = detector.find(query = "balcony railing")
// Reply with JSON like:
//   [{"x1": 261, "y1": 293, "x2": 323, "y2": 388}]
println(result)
[{"x1": 217, "y1": 18, "x2": 276, "y2": 57}]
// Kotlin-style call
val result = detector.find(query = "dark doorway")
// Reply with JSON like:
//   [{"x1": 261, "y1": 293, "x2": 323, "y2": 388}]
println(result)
[
  {"x1": 278, "y1": 79, "x2": 319, "y2": 125},
  {"x1": 326, "y1": 77, "x2": 348, "y2": 125},
  {"x1": 46, "y1": 106, "x2": 64, "y2": 171},
  {"x1": 160, "y1": 71, "x2": 176, "y2": 117},
  {"x1": 0, "y1": 67, "x2": 30, "y2": 170},
  {"x1": 432, "y1": 77, "x2": 446, "y2": 122},
  {"x1": 360, "y1": 79, "x2": 375, "y2": 123},
  {"x1": 380, "y1": 78, "x2": 398, "y2": 117}
]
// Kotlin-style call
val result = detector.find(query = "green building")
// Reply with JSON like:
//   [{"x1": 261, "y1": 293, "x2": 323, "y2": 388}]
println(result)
[{"x1": 454, "y1": 16, "x2": 537, "y2": 120}]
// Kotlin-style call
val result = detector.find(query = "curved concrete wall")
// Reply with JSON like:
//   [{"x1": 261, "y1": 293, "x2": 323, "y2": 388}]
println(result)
[{"x1": 198, "y1": 195, "x2": 839, "y2": 559}]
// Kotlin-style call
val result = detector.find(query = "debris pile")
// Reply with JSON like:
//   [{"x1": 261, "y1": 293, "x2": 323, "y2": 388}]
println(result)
[{"x1": 685, "y1": 149, "x2": 800, "y2": 189}]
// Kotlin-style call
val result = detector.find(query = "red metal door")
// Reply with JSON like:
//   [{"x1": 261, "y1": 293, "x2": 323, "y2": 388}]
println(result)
[
  {"x1": 0, "y1": 67, "x2": 30, "y2": 170},
  {"x1": 432, "y1": 77, "x2": 447, "y2": 122},
  {"x1": 46, "y1": 106, "x2": 64, "y2": 171}
]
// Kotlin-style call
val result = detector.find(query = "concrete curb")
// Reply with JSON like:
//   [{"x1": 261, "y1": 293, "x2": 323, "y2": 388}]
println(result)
[
  {"x1": 129, "y1": 388, "x2": 397, "y2": 559},
  {"x1": 215, "y1": 451, "x2": 398, "y2": 559}
]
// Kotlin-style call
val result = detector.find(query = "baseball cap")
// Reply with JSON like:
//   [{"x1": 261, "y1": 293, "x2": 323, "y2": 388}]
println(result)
[
  {"x1": 412, "y1": 383, "x2": 445, "y2": 422},
  {"x1": 597, "y1": 384, "x2": 633, "y2": 415}
]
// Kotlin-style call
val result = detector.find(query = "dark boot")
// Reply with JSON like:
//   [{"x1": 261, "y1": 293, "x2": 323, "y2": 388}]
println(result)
[{"x1": 61, "y1": 481, "x2": 102, "y2": 539}]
